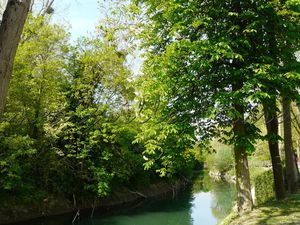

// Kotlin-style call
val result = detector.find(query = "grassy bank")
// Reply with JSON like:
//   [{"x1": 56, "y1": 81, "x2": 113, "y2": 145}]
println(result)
[{"x1": 220, "y1": 191, "x2": 300, "y2": 225}]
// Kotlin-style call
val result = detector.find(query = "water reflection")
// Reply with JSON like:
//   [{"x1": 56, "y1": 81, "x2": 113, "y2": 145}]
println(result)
[
  {"x1": 210, "y1": 181, "x2": 236, "y2": 220},
  {"x1": 190, "y1": 173, "x2": 236, "y2": 225},
  {"x1": 18, "y1": 173, "x2": 235, "y2": 225}
]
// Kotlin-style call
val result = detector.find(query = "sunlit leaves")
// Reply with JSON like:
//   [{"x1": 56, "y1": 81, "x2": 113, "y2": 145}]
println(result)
[{"x1": 130, "y1": 0, "x2": 300, "y2": 175}]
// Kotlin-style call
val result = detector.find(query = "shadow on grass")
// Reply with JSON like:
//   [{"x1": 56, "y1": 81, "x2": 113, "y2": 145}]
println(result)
[{"x1": 255, "y1": 194, "x2": 300, "y2": 225}]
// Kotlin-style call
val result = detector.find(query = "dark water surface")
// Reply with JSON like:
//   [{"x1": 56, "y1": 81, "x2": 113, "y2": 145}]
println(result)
[{"x1": 20, "y1": 173, "x2": 235, "y2": 225}]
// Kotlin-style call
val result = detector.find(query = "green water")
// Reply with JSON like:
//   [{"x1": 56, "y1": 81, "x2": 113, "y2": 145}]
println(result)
[{"x1": 20, "y1": 174, "x2": 235, "y2": 225}]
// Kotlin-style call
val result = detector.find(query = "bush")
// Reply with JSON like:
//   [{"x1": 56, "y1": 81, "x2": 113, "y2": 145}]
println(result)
[
  {"x1": 214, "y1": 148, "x2": 234, "y2": 173},
  {"x1": 205, "y1": 147, "x2": 234, "y2": 173},
  {"x1": 252, "y1": 169, "x2": 275, "y2": 205}
]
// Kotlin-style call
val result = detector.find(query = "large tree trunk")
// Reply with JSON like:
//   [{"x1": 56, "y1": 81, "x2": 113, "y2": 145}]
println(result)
[
  {"x1": 0, "y1": 0, "x2": 31, "y2": 114},
  {"x1": 232, "y1": 84, "x2": 253, "y2": 213},
  {"x1": 233, "y1": 135, "x2": 253, "y2": 213},
  {"x1": 230, "y1": 1, "x2": 253, "y2": 213},
  {"x1": 283, "y1": 98, "x2": 298, "y2": 193},
  {"x1": 263, "y1": 100, "x2": 285, "y2": 200}
]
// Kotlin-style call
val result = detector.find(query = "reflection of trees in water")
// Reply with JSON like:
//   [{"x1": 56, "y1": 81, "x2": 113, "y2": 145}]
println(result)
[
  {"x1": 210, "y1": 182, "x2": 236, "y2": 219},
  {"x1": 192, "y1": 172, "x2": 212, "y2": 193},
  {"x1": 192, "y1": 173, "x2": 236, "y2": 220},
  {"x1": 26, "y1": 175, "x2": 234, "y2": 225}
]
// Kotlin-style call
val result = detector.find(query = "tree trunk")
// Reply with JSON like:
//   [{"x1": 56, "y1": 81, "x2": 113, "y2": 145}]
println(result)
[
  {"x1": 283, "y1": 98, "x2": 298, "y2": 193},
  {"x1": 263, "y1": 100, "x2": 285, "y2": 200},
  {"x1": 0, "y1": 0, "x2": 31, "y2": 114},
  {"x1": 232, "y1": 84, "x2": 253, "y2": 213},
  {"x1": 278, "y1": 115, "x2": 282, "y2": 160},
  {"x1": 297, "y1": 140, "x2": 300, "y2": 163},
  {"x1": 233, "y1": 137, "x2": 253, "y2": 212},
  {"x1": 230, "y1": 1, "x2": 253, "y2": 212}
]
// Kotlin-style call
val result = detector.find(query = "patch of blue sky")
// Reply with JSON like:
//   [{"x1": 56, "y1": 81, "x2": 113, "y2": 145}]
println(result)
[
  {"x1": 52, "y1": 0, "x2": 104, "y2": 42},
  {"x1": 51, "y1": 0, "x2": 142, "y2": 75}
]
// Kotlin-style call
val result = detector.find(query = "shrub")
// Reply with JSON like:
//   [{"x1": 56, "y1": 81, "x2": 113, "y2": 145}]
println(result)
[
  {"x1": 205, "y1": 147, "x2": 234, "y2": 173},
  {"x1": 214, "y1": 148, "x2": 234, "y2": 173},
  {"x1": 252, "y1": 169, "x2": 275, "y2": 205}
]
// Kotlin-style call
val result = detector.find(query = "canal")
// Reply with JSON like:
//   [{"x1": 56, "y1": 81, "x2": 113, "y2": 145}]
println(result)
[{"x1": 19, "y1": 173, "x2": 235, "y2": 225}]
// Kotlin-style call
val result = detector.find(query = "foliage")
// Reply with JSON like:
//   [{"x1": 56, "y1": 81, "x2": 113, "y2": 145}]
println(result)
[
  {"x1": 57, "y1": 33, "x2": 138, "y2": 196},
  {"x1": 205, "y1": 147, "x2": 234, "y2": 174},
  {"x1": 128, "y1": 0, "x2": 300, "y2": 210},
  {"x1": 132, "y1": 0, "x2": 300, "y2": 146},
  {"x1": 0, "y1": 11, "x2": 169, "y2": 202},
  {"x1": 1, "y1": 0, "x2": 300, "y2": 217},
  {"x1": 253, "y1": 169, "x2": 275, "y2": 206},
  {"x1": 0, "y1": 14, "x2": 69, "y2": 196}
]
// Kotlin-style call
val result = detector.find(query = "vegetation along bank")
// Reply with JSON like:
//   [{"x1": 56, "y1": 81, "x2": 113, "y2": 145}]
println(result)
[{"x1": 1, "y1": 0, "x2": 300, "y2": 224}]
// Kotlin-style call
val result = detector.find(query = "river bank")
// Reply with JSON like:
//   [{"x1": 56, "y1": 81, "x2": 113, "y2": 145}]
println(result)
[
  {"x1": 220, "y1": 190, "x2": 300, "y2": 225},
  {"x1": 208, "y1": 171, "x2": 236, "y2": 184},
  {"x1": 2, "y1": 173, "x2": 235, "y2": 225},
  {"x1": 0, "y1": 179, "x2": 189, "y2": 225}
]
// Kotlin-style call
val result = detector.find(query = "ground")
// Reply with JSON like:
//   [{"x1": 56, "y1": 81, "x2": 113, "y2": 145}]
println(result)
[{"x1": 220, "y1": 191, "x2": 300, "y2": 225}]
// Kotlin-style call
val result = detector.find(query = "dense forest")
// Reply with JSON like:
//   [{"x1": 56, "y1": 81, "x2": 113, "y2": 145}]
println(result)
[{"x1": 1, "y1": 0, "x2": 300, "y2": 224}]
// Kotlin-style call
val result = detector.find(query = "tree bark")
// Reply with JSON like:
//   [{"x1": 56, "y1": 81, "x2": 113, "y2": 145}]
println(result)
[
  {"x1": 297, "y1": 140, "x2": 300, "y2": 162},
  {"x1": 283, "y1": 98, "x2": 298, "y2": 193},
  {"x1": 0, "y1": 0, "x2": 31, "y2": 114},
  {"x1": 233, "y1": 131, "x2": 253, "y2": 213},
  {"x1": 232, "y1": 84, "x2": 253, "y2": 213},
  {"x1": 263, "y1": 100, "x2": 285, "y2": 200},
  {"x1": 230, "y1": 1, "x2": 253, "y2": 212},
  {"x1": 278, "y1": 115, "x2": 283, "y2": 160}
]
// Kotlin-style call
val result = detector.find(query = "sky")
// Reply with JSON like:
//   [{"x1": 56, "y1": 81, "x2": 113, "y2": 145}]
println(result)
[
  {"x1": 52, "y1": 0, "x2": 142, "y2": 74},
  {"x1": 0, "y1": 0, "x2": 142, "y2": 73},
  {"x1": 51, "y1": 0, "x2": 142, "y2": 74},
  {"x1": 52, "y1": 0, "x2": 104, "y2": 41},
  {"x1": 0, "y1": 0, "x2": 102, "y2": 41}
]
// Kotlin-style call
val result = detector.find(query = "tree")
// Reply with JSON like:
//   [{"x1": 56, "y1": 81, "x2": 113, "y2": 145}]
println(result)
[
  {"x1": 283, "y1": 98, "x2": 298, "y2": 193},
  {"x1": 0, "y1": 0, "x2": 31, "y2": 114},
  {"x1": 278, "y1": 1, "x2": 300, "y2": 194},
  {"x1": 55, "y1": 26, "x2": 144, "y2": 196},
  {"x1": 0, "y1": 14, "x2": 69, "y2": 195},
  {"x1": 258, "y1": 0, "x2": 300, "y2": 199},
  {"x1": 131, "y1": 0, "x2": 300, "y2": 212},
  {"x1": 132, "y1": 0, "x2": 257, "y2": 212},
  {"x1": 0, "y1": 12, "x2": 152, "y2": 199},
  {"x1": 263, "y1": 99, "x2": 285, "y2": 200}
]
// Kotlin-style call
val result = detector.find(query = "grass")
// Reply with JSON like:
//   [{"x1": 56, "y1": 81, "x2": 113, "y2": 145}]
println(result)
[{"x1": 220, "y1": 191, "x2": 300, "y2": 225}]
